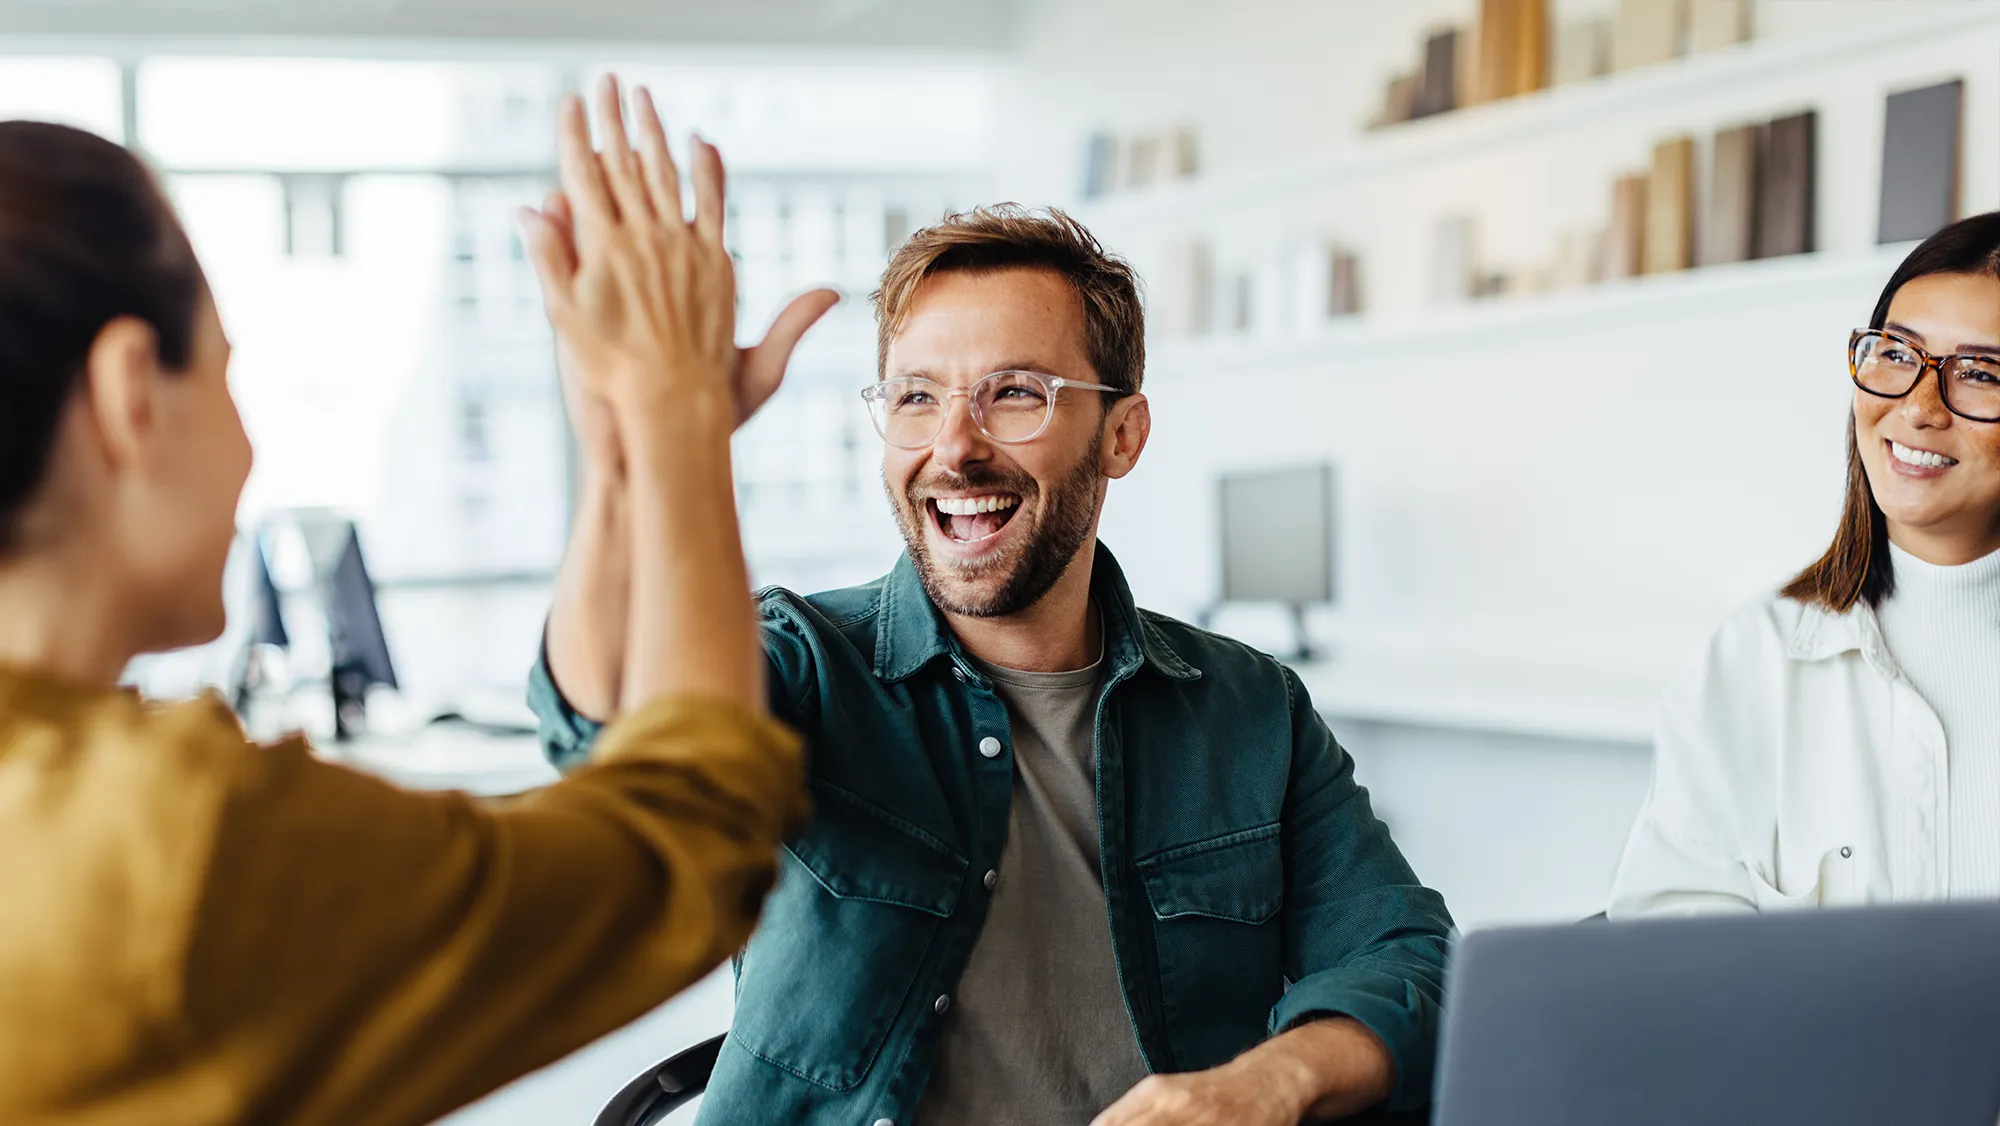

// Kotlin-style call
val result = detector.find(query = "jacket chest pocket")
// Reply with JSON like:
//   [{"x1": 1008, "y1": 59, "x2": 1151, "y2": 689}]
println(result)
[
  {"x1": 1137, "y1": 823, "x2": 1286, "y2": 1072},
  {"x1": 729, "y1": 792, "x2": 964, "y2": 1091}
]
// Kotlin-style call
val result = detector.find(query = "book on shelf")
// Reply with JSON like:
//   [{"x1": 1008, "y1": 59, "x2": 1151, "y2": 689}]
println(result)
[
  {"x1": 1415, "y1": 28, "x2": 1462, "y2": 117},
  {"x1": 1689, "y1": 0, "x2": 1751, "y2": 53},
  {"x1": 1431, "y1": 215, "x2": 1479, "y2": 306},
  {"x1": 1331, "y1": 252, "x2": 1363, "y2": 317},
  {"x1": 1703, "y1": 123, "x2": 1761, "y2": 266},
  {"x1": 1157, "y1": 240, "x2": 1214, "y2": 338},
  {"x1": 1124, "y1": 135, "x2": 1162, "y2": 190},
  {"x1": 1169, "y1": 125, "x2": 1202, "y2": 180},
  {"x1": 1374, "y1": 72, "x2": 1420, "y2": 128},
  {"x1": 1611, "y1": 0, "x2": 1686, "y2": 73},
  {"x1": 1644, "y1": 136, "x2": 1696, "y2": 274},
  {"x1": 1553, "y1": 18, "x2": 1612, "y2": 85},
  {"x1": 1756, "y1": 110, "x2": 1817, "y2": 259},
  {"x1": 1082, "y1": 132, "x2": 1118, "y2": 199},
  {"x1": 1473, "y1": 0, "x2": 1550, "y2": 103},
  {"x1": 1877, "y1": 79, "x2": 1964, "y2": 245},
  {"x1": 1604, "y1": 173, "x2": 1649, "y2": 280}
]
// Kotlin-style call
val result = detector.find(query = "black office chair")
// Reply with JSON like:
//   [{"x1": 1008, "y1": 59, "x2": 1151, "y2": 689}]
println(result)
[
  {"x1": 594, "y1": 1033, "x2": 724, "y2": 1126},
  {"x1": 595, "y1": 1032, "x2": 1435, "y2": 1125}
]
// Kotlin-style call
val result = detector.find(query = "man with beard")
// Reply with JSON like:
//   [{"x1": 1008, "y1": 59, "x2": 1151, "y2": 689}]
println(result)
[{"x1": 531, "y1": 205, "x2": 1451, "y2": 1126}]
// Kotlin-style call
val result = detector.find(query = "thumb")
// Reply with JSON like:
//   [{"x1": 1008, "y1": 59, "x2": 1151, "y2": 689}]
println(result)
[
  {"x1": 517, "y1": 207, "x2": 576, "y2": 315},
  {"x1": 739, "y1": 287, "x2": 842, "y2": 414}
]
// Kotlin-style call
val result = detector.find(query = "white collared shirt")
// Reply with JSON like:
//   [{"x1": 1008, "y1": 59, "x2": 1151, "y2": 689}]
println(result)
[{"x1": 1609, "y1": 593, "x2": 1952, "y2": 916}]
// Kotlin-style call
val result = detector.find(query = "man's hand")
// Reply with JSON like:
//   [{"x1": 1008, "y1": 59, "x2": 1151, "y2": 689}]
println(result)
[
  {"x1": 1091, "y1": 1018, "x2": 1395, "y2": 1126},
  {"x1": 525, "y1": 179, "x2": 838, "y2": 474}
]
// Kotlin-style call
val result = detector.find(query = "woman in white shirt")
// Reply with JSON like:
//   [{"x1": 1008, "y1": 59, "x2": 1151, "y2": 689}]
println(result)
[{"x1": 1611, "y1": 212, "x2": 2000, "y2": 916}]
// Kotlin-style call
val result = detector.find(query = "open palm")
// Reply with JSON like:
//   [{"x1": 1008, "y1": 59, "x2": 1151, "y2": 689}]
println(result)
[{"x1": 534, "y1": 188, "x2": 840, "y2": 447}]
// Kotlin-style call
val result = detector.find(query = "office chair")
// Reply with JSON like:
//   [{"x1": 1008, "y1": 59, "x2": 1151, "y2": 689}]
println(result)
[
  {"x1": 595, "y1": 1033, "x2": 723, "y2": 1126},
  {"x1": 595, "y1": 1032, "x2": 1436, "y2": 1125}
]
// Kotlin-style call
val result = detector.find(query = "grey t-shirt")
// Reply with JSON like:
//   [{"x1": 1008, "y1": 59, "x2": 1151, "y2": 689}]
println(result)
[{"x1": 914, "y1": 650, "x2": 1152, "y2": 1124}]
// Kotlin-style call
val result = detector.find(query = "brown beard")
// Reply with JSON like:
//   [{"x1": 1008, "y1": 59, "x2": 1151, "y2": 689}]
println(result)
[{"x1": 890, "y1": 439, "x2": 1103, "y2": 619}]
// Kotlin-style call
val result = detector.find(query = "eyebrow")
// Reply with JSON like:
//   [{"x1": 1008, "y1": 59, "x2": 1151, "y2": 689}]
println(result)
[
  {"x1": 1885, "y1": 321, "x2": 2000, "y2": 360},
  {"x1": 888, "y1": 361, "x2": 1067, "y2": 381}
]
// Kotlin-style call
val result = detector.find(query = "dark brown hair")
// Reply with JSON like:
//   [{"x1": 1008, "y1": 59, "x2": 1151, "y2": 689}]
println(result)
[
  {"x1": 871, "y1": 203, "x2": 1145, "y2": 395},
  {"x1": 0, "y1": 121, "x2": 201, "y2": 553},
  {"x1": 1782, "y1": 210, "x2": 2000, "y2": 611}
]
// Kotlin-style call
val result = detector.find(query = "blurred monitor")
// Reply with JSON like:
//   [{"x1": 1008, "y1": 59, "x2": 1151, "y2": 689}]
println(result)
[
  {"x1": 289, "y1": 513, "x2": 399, "y2": 739},
  {"x1": 1217, "y1": 463, "x2": 1336, "y2": 659}
]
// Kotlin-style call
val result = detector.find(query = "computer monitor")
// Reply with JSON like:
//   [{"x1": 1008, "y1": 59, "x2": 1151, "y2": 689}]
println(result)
[
  {"x1": 288, "y1": 514, "x2": 398, "y2": 740},
  {"x1": 1217, "y1": 463, "x2": 1336, "y2": 659}
]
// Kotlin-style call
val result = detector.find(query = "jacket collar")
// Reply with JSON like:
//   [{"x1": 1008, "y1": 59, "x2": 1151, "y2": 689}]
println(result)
[
  {"x1": 872, "y1": 541, "x2": 1201, "y2": 685},
  {"x1": 1787, "y1": 598, "x2": 1903, "y2": 680}
]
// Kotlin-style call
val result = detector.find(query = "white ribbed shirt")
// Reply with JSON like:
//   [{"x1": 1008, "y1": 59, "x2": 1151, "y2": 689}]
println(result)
[{"x1": 1875, "y1": 541, "x2": 2000, "y2": 898}]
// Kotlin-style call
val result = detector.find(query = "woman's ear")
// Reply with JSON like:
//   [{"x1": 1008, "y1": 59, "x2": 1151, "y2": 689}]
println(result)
[
  {"x1": 1100, "y1": 392, "x2": 1151, "y2": 481},
  {"x1": 81, "y1": 316, "x2": 163, "y2": 474}
]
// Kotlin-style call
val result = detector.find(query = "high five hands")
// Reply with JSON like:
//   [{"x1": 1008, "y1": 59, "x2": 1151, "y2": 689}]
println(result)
[{"x1": 518, "y1": 74, "x2": 841, "y2": 449}]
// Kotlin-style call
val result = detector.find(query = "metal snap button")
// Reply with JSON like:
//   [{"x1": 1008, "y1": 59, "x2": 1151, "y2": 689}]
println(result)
[{"x1": 1840, "y1": 846, "x2": 1853, "y2": 859}]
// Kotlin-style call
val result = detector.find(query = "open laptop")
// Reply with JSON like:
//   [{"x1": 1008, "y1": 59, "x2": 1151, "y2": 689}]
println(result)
[{"x1": 1433, "y1": 903, "x2": 2000, "y2": 1126}]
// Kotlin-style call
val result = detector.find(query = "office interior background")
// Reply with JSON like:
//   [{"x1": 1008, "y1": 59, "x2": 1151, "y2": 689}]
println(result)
[{"x1": 3, "y1": 0, "x2": 1996, "y2": 1119}]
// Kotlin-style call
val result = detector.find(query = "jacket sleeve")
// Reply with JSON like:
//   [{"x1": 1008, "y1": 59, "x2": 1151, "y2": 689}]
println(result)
[
  {"x1": 177, "y1": 692, "x2": 807, "y2": 1126},
  {"x1": 529, "y1": 602, "x2": 819, "y2": 775},
  {"x1": 1265, "y1": 667, "x2": 1454, "y2": 1115},
  {"x1": 1607, "y1": 620, "x2": 1769, "y2": 918}
]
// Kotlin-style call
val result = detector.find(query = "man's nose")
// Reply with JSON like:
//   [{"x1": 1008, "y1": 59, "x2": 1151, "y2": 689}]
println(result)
[{"x1": 929, "y1": 393, "x2": 992, "y2": 471}]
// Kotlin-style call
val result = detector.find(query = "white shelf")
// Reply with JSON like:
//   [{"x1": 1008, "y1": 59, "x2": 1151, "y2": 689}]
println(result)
[
  {"x1": 1078, "y1": 2, "x2": 2000, "y2": 231},
  {"x1": 1292, "y1": 651, "x2": 1667, "y2": 746},
  {"x1": 1144, "y1": 241, "x2": 1910, "y2": 375}
]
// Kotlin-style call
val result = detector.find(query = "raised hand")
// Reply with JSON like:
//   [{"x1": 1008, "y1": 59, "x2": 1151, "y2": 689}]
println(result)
[
  {"x1": 520, "y1": 82, "x2": 838, "y2": 454},
  {"x1": 518, "y1": 75, "x2": 738, "y2": 426}
]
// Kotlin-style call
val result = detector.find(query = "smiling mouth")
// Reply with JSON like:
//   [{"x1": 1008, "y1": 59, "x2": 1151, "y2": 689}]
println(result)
[
  {"x1": 928, "y1": 494, "x2": 1023, "y2": 544},
  {"x1": 1889, "y1": 438, "x2": 1959, "y2": 470}
]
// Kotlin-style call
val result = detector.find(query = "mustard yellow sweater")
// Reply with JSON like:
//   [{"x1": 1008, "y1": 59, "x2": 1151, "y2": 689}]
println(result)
[{"x1": 0, "y1": 665, "x2": 805, "y2": 1126}]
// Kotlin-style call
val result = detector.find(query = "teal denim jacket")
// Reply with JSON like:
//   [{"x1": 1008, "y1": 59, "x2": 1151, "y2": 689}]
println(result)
[{"x1": 529, "y1": 544, "x2": 1453, "y2": 1124}]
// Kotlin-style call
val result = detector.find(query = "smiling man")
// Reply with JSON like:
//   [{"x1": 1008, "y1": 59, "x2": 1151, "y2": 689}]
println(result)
[{"x1": 532, "y1": 205, "x2": 1451, "y2": 1126}]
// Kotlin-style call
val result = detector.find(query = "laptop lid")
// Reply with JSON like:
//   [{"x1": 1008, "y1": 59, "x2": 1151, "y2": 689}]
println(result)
[{"x1": 1433, "y1": 904, "x2": 2000, "y2": 1126}]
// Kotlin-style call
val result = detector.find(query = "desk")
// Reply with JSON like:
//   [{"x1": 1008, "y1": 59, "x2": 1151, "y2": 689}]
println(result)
[
  {"x1": 328, "y1": 724, "x2": 559, "y2": 796},
  {"x1": 1290, "y1": 651, "x2": 1667, "y2": 746}
]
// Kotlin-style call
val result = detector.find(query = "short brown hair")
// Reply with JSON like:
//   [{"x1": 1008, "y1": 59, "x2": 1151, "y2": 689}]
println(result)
[
  {"x1": 1781, "y1": 210, "x2": 2000, "y2": 612},
  {"x1": 871, "y1": 203, "x2": 1145, "y2": 395}
]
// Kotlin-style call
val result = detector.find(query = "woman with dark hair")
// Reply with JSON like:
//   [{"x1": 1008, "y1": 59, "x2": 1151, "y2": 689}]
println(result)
[
  {"x1": 0, "y1": 76, "x2": 831, "y2": 1124},
  {"x1": 1611, "y1": 211, "x2": 2000, "y2": 916}
]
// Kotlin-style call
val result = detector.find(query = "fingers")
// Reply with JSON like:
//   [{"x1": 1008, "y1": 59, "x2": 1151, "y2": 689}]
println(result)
[
  {"x1": 690, "y1": 135, "x2": 728, "y2": 246},
  {"x1": 555, "y1": 93, "x2": 615, "y2": 251},
  {"x1": 593, "y1": 73, "x2": 656, "y2": 223},
  {"x1": 736, "y1": 288, "x2": 842, "y2": 423},
  {"x1": 631, "y1": 86, "x2": 685, "y2": 224}
]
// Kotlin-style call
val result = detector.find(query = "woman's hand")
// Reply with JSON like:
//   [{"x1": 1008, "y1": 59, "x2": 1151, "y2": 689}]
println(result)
[
  {"x1": 519, "y1": 75, "x2": 739, "y2": 428},
  {"x1": 519, "y1": 78, "x2": 838, "y2": 452}
]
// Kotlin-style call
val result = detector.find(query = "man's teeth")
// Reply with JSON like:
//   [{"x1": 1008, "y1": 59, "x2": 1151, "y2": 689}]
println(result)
[
  {"x1": 1891, "y1": 440, "x2": 1958, "y2": 469},
  {"x1": 935, "y1": 495, "x2": 1021, "y2": 516}
]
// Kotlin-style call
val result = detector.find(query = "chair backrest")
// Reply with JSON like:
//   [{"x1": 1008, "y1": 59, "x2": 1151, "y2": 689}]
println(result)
[{"x1": 594, "y1": 1033, "x2": 725, "y2": 1126}]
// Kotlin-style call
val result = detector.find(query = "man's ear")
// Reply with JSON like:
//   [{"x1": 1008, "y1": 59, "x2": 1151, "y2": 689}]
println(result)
[
  {"x1": 81, "y1": 316, "x2": 164, "y2": 474},
  {"x1": 1100, "y1": 393, "x2": 1151, "y2": 481}
]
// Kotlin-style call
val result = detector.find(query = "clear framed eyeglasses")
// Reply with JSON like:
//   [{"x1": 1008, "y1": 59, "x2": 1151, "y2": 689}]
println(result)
[{"x1": 860, "y1": 370, "x2": 1125, "y2": 450}]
